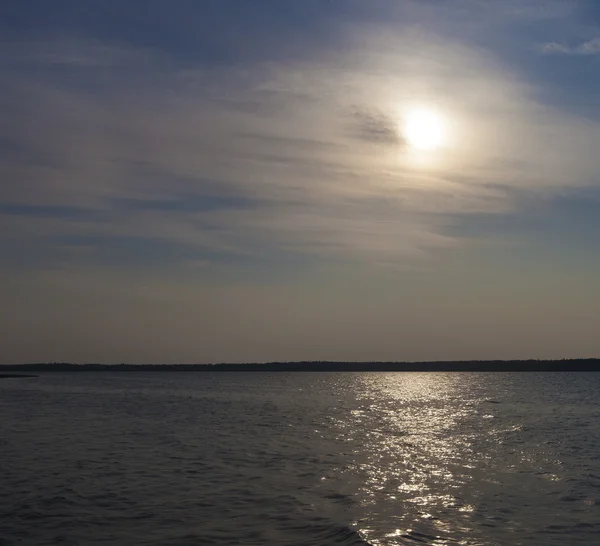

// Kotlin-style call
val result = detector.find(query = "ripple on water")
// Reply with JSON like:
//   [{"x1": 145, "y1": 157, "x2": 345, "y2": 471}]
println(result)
[{"x1": 1, "y1": 372, "x2": 600, "y2": 545}]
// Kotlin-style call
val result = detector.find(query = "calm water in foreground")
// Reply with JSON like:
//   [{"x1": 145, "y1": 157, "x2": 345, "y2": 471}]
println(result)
[{"x1": 1, "y1": 372, "x2": 600, "y2": 546}]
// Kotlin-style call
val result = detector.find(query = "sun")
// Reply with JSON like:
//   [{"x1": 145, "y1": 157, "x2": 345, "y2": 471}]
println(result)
[{"x1": 403, "y1": 108, "x2": 445, "y2": 151}]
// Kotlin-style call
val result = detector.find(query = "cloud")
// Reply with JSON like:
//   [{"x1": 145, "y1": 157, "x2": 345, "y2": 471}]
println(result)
[
  {"x1": 347, "y1": 107, "x2": 402, "y2": 145},
  {"x1": 541, "y1": 37, "x2": 600, "y2": 55},
  {"x1": 3, "y1": 28, "x2": 600, "y2": 274}
]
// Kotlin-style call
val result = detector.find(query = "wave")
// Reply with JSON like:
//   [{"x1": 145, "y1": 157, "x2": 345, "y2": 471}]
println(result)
[{"x1": 288, "y1": 523, "x2": 373, "y2": 546}]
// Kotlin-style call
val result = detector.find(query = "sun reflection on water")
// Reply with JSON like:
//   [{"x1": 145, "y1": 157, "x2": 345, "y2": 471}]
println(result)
[{"x1": 334, "y1": 373, "x2": 486, "y2": 545}]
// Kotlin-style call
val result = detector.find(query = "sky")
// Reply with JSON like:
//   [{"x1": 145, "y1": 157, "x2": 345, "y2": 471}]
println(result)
[{"x1": 2, "y1": 0, "x2": 600, "y2": 364}]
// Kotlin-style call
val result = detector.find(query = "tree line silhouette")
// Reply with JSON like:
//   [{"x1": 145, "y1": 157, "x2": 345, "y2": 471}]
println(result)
[{"x1": 2, "y1": 359, "x2": 600, "y2": 372}]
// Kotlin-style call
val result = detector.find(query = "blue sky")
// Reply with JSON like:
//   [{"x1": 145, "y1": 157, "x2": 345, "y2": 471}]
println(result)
[{"x1": 2, "y1": 1, "x2": 600, "y2": 363}]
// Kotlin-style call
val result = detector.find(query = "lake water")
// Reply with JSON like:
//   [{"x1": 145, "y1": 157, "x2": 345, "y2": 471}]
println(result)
[{"x1": 1, "y1": 372, "x2": 600, "y2": 545}]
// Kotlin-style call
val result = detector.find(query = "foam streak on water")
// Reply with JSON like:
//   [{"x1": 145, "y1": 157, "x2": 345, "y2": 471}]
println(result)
[{"x1": 1, "y1": 372, "x2": 600, "y2": 545}]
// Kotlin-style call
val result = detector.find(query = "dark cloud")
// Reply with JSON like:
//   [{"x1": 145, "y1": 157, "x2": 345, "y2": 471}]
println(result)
[
  {"x1": 347, "y1": 107, "x2": 403, "y2": 146},
  {"x1": 109, "y1": 195, "x2": 258, "y2": 214},
  {"x1": 0, "y1": 203, "x2": 94, "y2": 219}
]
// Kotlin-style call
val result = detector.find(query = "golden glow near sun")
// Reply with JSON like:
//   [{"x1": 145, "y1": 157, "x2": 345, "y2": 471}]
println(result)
[{"x1": 403, "y1": 108, "x2": 445, "y2": 151}]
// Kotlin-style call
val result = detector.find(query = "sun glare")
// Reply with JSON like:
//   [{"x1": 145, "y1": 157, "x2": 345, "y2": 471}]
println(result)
[{"x1": 403, "y1": 108, "x2": 445, "y2": 151}]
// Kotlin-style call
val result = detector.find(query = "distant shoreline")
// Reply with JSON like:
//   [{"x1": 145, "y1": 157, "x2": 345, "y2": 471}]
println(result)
[
  {"x1": 1, "y1": 360, "x2": 600, "y2": 372},
  {"x1": 0, "y1": 374, "x2": 38, "y2": 379}
]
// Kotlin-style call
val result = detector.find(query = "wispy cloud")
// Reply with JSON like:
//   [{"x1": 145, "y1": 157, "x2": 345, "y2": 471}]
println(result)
[
  {"x1": 346, "y1": 107, "x2": 403, "y2": 146},
  {"x1": 3, "y1": 26, "x2": 600, "y2": 273},
  {"x1": 541, "y1": 37, "x2": 600, "y2": 55}
]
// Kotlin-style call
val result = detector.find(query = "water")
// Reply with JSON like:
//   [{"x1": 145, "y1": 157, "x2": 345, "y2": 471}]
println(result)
[{"x1": 1, "y1": 372, "x2": 600, "y2": 545}]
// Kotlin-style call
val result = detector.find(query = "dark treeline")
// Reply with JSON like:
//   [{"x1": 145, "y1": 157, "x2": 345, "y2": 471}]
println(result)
[{"x1": 2, "y1": 359, "x2": 600, "y2": 372}]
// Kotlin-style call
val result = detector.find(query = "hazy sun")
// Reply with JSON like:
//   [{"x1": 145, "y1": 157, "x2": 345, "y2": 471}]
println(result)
[{"x1": 403, "y1": 108, "x2": 445, "y2": 151}]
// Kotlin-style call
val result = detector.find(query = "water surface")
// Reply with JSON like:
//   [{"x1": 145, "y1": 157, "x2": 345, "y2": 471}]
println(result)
[{"x1": 1, "y1": 372, "x2": 600, "y2": 545}]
